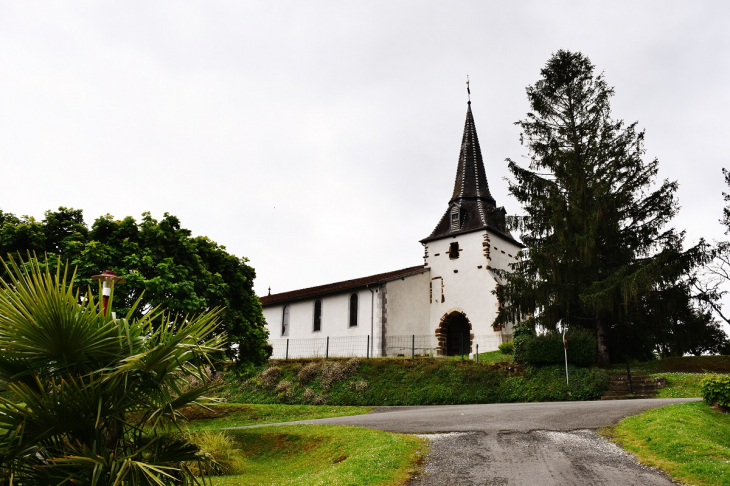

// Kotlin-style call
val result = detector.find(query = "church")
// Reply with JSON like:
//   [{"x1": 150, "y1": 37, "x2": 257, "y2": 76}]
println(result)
[{"x1": 260, "y1": 100, "x2": 523, "y2": 358}]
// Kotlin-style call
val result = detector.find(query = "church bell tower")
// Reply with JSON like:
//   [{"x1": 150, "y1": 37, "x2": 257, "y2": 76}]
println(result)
[{"x1": 420, "y1": 97, "x2": 522, "y2": 355}]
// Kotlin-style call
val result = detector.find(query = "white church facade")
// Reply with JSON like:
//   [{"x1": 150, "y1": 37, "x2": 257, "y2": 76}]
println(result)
[{"x1": 260, "y1": 101, "x2": 523, "y2": 358}]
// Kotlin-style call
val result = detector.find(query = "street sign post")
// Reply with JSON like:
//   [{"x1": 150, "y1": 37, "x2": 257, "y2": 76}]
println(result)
[{"x1": 563, "y1": 329, "x2": 569, "y2": 385}]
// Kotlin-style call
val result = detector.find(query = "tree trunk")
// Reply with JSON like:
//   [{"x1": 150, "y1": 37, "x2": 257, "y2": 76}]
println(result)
[{"x1": 596, "y1": 316, "x2": 610, "y2": 367}]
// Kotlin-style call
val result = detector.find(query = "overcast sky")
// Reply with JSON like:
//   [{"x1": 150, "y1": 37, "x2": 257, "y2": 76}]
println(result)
[{"x1": 1, "y1": 1, "x2": 728, "y2": 299}]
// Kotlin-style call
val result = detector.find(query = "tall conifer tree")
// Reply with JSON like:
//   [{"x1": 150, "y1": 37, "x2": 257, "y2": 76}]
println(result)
[{"x1": 495, "y1": 50, "x2": 712, "y2": 364}]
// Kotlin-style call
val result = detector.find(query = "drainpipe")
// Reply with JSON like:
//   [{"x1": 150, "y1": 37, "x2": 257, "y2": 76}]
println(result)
[{"x1": 368, "y1": 285, "x2": 375, "y2": 357}]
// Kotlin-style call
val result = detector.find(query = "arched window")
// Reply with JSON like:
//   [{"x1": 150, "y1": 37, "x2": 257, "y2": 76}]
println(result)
[
  {"x1": 313, "y1": 300, "x2": 322, "y2": 332},
  {"x1": 349, "y1": 293, "x2": 358, "y2": 327},
  {"x1": 281, "y1": 305, "x2": 290, "y2": 336}
]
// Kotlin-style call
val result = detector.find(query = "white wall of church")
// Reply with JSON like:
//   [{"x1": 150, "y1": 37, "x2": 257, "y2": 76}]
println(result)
[
  {"x1": 262, "y1": 288, "x2": 383, "y2": 358},
  {"x1": 424, "y1": 229, "x2": 521, "y2": 352},
  {"x1": 383, "y1": 271, "x2": 431, "y2": 336},
  {"x1": 486, "y1": 232, "x2": 522, "y2": 341}
]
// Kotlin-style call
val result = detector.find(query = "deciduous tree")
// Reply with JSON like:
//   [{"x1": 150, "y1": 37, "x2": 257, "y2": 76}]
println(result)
[
  {"x1": 0, "y1": 208, "x2": 270, "y2": 363},
  {"x1": 692, "y1": 169, "x2": 730, "y2": 354}
]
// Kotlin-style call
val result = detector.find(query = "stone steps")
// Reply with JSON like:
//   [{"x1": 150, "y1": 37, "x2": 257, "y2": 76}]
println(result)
[{"x1": 601, "y1": 373, "x2": 657, "y2": 400}]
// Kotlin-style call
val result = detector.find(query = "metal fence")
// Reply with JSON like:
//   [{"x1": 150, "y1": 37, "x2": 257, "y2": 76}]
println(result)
[{"x1": 269, "y1": 333, "x2": 505, "y2": 360}]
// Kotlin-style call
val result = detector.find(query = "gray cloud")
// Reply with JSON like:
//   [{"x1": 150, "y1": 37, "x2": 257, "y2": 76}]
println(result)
[{"x1": 0, "y1": 1, "x2": 727, "y2": 301}]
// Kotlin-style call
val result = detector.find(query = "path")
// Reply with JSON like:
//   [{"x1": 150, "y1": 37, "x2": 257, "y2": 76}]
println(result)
[{"x1": 239, "y1": 398, "x2": 698, "y2": 484}]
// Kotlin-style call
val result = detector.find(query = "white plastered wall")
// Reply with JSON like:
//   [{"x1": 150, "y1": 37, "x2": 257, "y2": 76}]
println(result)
[
  {"x1": 262, "y1": 287, "x2": 383, "y2": 358},
  {"x1": 382, "y1": 271, "x2": 431, "y2": 336},
  {"x1": 423, "y1": 229, "x2": 522, "y2": 352},
  {"x1": 486, "y1": 232, "x2": 523, "y2": 341}
]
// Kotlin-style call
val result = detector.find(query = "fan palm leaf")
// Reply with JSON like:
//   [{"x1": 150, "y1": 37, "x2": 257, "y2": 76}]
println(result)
[{"x1": 0, "y1": 256, "x2": 226, "y2": 485}]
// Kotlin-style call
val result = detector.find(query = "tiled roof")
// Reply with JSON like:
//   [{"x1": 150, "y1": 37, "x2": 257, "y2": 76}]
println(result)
[{"x1": 259, "y1": 265, "x2": 427, "y2": 306}]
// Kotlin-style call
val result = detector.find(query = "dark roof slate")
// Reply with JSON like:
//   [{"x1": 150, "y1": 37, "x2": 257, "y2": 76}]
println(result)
[
  {"x1": 421, "y1": 103, "x2": 517, "y2": 244},
  {"x1": 450, "y1": 103, "x2": 495, "y2": 204},
  {"x1": 259, "y1": 265, "x2": 427, "y2": 306}
]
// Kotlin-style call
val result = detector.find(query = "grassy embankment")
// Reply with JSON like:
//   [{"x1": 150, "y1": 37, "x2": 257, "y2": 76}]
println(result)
[
  {"x1": 181, "y1": 403, "x2": 373, "y2": 430},
  {"x1": 208, "y1": 425, "x2": 425, "y2": 486},
  {"x1": 610, "y1": 355, "x2": 730, "y2": 398},
  {"x1": 606, "y1": 401, "x2": 730, "y2": 486},
  {"x1": 176, "y1": 404, "x2": 422, "y2": 485},
  {"x1": 226, "y1": 356, "x2": 608, "y2": 405}
]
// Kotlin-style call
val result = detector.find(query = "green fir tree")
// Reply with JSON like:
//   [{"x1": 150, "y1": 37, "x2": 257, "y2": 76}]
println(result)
[{"x1": 495, "y1": 50, "x2": 715, "y2": 364}]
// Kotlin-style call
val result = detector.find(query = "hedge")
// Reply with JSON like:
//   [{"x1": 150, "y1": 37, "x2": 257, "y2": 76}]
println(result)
[
  {"x1": 513, "y1": 325, "x2": 535, "y2": 363},
  {"x1": 701, "y1": 375, "x2": 730, "y2": 408},
  {"x1": 524, "y1": 327, "x2": 598, "y2": 367}
]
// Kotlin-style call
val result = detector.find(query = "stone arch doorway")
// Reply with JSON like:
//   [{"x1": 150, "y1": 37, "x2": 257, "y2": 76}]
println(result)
[{"x1": 435, "y1": 311, "x2": 473, "y2": 356}]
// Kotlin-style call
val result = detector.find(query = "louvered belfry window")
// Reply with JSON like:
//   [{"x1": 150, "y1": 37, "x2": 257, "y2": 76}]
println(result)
[
  {"x1": 313, "y1": 300, "x2": 322, "y2": 332},
  {"x1": 349, "y1": 293, "x2": 358, "y2": 327},
  {"x1": 450, "y1": 206, "x2": 460, "y2": 231}
]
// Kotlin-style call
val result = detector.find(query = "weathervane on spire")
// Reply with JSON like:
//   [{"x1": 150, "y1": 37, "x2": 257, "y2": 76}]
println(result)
[{"x1": 466, "y1": 75, "x2": 471, "y2": 104}]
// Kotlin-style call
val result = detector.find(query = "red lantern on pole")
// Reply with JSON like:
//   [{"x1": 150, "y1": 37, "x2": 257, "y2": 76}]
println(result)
[{"x1": 91, "y1": 270, "x2": 125, "y2": 316}]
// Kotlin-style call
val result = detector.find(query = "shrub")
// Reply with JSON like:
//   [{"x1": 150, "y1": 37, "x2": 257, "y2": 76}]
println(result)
[
  {"x1": 275, "y1": 380, "x2": 295, "y2": 401},
  {"x1": 319, "y1": 358, "x2": 361, "y2": 391},
  {"x1": 0, "y1": 257, "x2": 227, "y2": 484},
  {"x1": 497, "y1": 365, "x2": 608, "y2": 402},
  {"x1": 298, "y1": 361, "x2": 321, "y2": 385},
  {"x1": 513, "y1": 325, "x2": 536, "y2": 363},
  {"x1": 184, "y1": 430, "x2": 244, "y2": 476},
  {"x1": 303, "y1": 387, "x2": 327, "y2": 405},
  {"x1": 498, "y1": 341, "x2": 514, "y2": 355},
  {"x1": 259, "y1": 366, "x2": 282, "y2": 388},
  {"x1": 349, "y1": 379, "x2": 369, "y2": 392},
  {"x1": 701, "y1": 375, "x2": 730, "y2": 408},
  {"x1": 320, "y1": 361, "x2": 347, "y2": 390},
  {"x1": 524, "y1": 327, "x2": 597, "y2": 367},
  {"x1": 180, "y1": 365, "x2": 225, "y2": 393}
]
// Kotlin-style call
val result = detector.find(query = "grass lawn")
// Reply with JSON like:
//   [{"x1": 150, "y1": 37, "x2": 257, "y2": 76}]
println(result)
[
  {"x1": 606, "y1": 401, "x2": 730, "y2": 485},
  {"x1": 211, "y1": 425, "x2": 426, "y2": 486},
  {"x1": 181, "y1": 404, "x2": 373, "y2": 431},
  {"x1": 654, "y1": 373, "x2": 709, "y2": 398},
  {"x1": 476, "y1": 349, "x2": 513, "y2": 364}
]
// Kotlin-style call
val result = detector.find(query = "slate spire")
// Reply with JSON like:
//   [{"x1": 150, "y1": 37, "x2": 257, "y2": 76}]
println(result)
[
  {"x1": 421, "y1": 101, "x2": 513, "y2": 243},
  {"x1": 450, "y1": 103, "x2": 495, "y2": 206}
]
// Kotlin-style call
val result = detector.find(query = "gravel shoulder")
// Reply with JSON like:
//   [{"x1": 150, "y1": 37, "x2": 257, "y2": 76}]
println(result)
[{"x1": 406, "y1": 429, "x2": 677, "y2": 485}]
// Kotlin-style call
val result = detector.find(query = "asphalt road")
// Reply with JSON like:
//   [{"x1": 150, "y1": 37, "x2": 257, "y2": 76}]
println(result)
[{"x1": 244, "y1": 398, "x2": 699, "y2": 485}]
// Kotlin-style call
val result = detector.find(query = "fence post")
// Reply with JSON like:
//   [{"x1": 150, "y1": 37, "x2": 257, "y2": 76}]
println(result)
[
  {"x1": 285, "y1": 339, "x2": 289, "y2": 360},
  {"x1": 476, "y1": 343, "x2": 479, "y2": 363},
  {"x1": 412, "y1": 334, "x2": 415, "y2": 359},
  {"x1": 366, "y1": 335, "x2": 370, "y2": 359},
  {"x1": 326, "y1": 336, "x2": 329, "y2": 359},
  {"x1": 461, "y1": 333, "x2": 464, "y2": 360}
]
